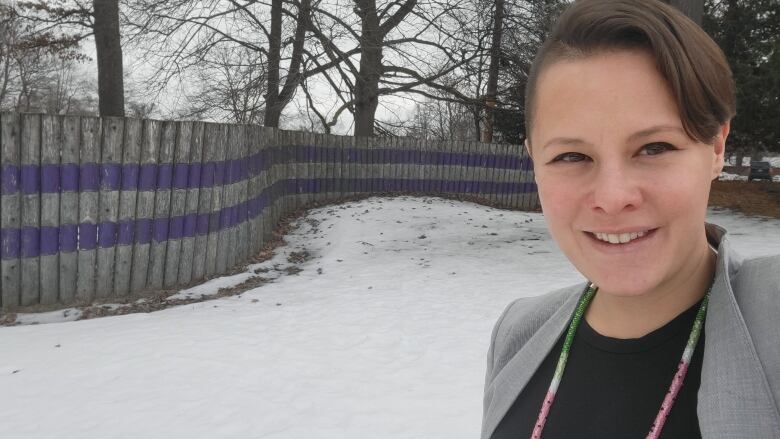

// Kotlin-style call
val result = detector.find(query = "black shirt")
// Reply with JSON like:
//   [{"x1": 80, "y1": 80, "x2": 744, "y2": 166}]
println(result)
[{"x1": 491, "y1": 299, "x2": 705, "y2": 439}]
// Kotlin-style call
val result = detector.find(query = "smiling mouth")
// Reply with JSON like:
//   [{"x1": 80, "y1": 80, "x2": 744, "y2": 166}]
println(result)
[{"x1": 585, "y1": 228, "x2": 659, "y2": 245}]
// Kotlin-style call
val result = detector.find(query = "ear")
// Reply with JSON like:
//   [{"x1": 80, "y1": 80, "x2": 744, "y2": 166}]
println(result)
[
  {"x1": 524, "y1": 138, "x2": 533, "y2": 158},
  {"x1": 711, "y1": 121, "x2": 730, "y2": 180}
]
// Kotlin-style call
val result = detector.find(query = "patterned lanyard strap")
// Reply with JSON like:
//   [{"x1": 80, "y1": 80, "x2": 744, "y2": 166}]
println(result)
[{"x1": 531, "y1": 282, "x2": 711, "y2": 439}]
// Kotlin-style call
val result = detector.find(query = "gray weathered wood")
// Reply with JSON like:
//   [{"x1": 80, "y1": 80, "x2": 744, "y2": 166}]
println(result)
[
  {"x1": 236, "y1": 124, "x2": 249, "y2": 263},
  {"x1": 191, "y1": 123, "x2": 218, "y2": 282},
  {"x1": 246, "y1": 125, "x2": 260, "y2": 255},
  {"x1": 512, "y1": 145, "x2": 528, "y2": 209},
  {"x1": 205, "y1": 124, "x2": 227, "y2": 277},
  {"x1": 164, "y1": 121, "x2": 192, "y2": 288},
  {"x1": 20, "y1": 114, "x2": 41, "y2": 306},
  {"x1": 259, "y1": 127, "x2": 274, "y2": 247},
  {"x1": 96, "y1": 117, "x2": 123, "y2": 298},
  {"x1": 216, "y1": 124, "x2": 237, "y2": 274},
  {"x1": 130, "y1": 119, "x2": 160, "y2": 293},
  {"x1": 1, "y1": 112, "x2": 21, "y2": 309},
  {"x1": 40, "y1": 115, "x2": 61, "y2": 304},
  {"x1": 177, "y1": 121, "x2": 205, "y2": 285},
  {"x1": 58, "y1": 116, "x2": 80, "y2": 303},
  {"x1": 147, "y1": 121, "x2": 176, "y2": 290},
  {"x1": 77, "y1": 116, "x2": 101, "y2": 302},
  {"x1": 114, "y1": 118, "x2": 141, "y2": 296}
]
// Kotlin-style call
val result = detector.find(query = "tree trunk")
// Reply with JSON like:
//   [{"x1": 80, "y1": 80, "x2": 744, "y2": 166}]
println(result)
[
  {"x1": 264, "y1": 0, "x2": 283, "y2": 127},
  {"x1": 263, "y1": 0, "x2": 309, "y2": 128},
  {"x1": 353, "y1": 0, "x2": 382, "y2": 137},
  {"x1": 94, "y1": 0, "x2": 125, "y2": 117},
  {"x1": 662, "y1": 0, "x2": 703, "y2": 25},
  {"x1": 482, "y1": 0, "x2": 504, "y2": 143}
]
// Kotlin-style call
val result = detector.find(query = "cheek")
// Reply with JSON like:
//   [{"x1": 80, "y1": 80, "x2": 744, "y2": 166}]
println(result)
[{"x1": 536, "y1": 175, "x2": 579, "y2": 232}]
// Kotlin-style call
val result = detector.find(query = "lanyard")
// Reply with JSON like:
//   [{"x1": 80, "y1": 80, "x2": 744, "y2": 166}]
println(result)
[{"x1": 530, "y1": 282, "x2": 710, "y2": 439}]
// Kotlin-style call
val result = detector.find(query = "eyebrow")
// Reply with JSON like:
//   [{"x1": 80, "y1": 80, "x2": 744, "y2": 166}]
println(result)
[{"x1": 541, "y1": 125, "x2": 686, "y2": 150}]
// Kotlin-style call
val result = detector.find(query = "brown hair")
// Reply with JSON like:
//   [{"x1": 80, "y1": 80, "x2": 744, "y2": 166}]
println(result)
[{"x1": 524, "y1": 0, "x2": 736, "y2": 146}]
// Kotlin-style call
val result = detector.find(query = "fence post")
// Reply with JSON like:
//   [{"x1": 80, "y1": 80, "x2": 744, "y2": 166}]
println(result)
[
  {"x1": 204, "y1": 124, "x2": 227, "y2": 277},
  {"x1": 1, "y1": 112, "x2": 21, "y2": 310},
  {"x1": 177, "y1": 121, "x2": 205, "y2": 285},
  {"x1": 191, "y1": 123, "x2": 218, "y2": 282},
  {"x1": 216, "y1": 124, "x2": 238, "y2": 274},
  {"x1": 236, "y1": 124, "x2": 249, "y2": 264},
  {"x1": 19, "y1": 114, "x2": 41, "y2": 306},
  {"x1": 76, "y1": 116, "x2": 101, "y2": 302},
  {"x1": 130, "y1": 119, "x2": 161, "y2": 293},
  {"x1": 164, "y1": 121, "x2": 193, "y2": 288},
  {"x1": 39, "y1": 115, "x2": 61, "y2": 305},
  {"x1": 114, "y1": 118, "x2": 142, "y2": 296},
  {"x1": 58, "y1": 116, "x2": 80, "y2": 304},
  {"x1": 95, "y1": 116, "x2": 123, "y2": 298}
]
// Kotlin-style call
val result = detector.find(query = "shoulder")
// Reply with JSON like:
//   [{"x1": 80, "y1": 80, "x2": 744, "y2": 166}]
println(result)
[
  {"x1": 731, "y1": 253, "x2": 780, "y2": 324},
  {"x1": 732, "y1": 254, "x2": 780, "y2": 305},
  {"x1": 486, "y1": 282, "x2": 586, "y2": 384}
]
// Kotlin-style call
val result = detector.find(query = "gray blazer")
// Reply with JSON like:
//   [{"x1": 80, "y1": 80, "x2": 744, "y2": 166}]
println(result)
[{"x1": 482, "y1": 223, "x2": 780, "y2": 439}]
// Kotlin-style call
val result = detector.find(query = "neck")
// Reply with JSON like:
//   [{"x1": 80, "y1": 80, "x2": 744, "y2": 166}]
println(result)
[{"x1": 584, "y1": 239, "x2": 716, "y2": 339}]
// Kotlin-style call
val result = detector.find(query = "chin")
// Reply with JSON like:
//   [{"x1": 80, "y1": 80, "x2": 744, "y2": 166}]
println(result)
[{"x1": 583, "y1": 268, "x2": 662, "y2": 297}]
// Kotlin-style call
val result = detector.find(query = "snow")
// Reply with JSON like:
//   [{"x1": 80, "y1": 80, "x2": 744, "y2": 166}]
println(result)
[
  {"x1": 2, "y1": 196, "x2": 780, "y2": 439},
  {"x1": 718, "y1": 171, "x2": 747, "y2": 181}
]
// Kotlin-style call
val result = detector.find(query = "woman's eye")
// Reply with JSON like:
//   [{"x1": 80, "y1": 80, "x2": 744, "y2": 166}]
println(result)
[
  {"x1": 640, "y1": 142, "x2": 677, "y2": 156},
  {"x1": 551, "y1": 152, "x2": 589, "y2": 163}
]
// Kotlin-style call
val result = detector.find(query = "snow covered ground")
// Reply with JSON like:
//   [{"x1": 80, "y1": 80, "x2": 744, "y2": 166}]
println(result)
[{"x1": 2, "y1": 196, "x2": 780, "y2": 439}]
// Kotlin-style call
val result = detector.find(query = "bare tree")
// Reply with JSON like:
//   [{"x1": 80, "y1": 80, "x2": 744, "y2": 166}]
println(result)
[
  {"x1": 124, "y1": 0, "x2": 311, "y2": 127},
  {"x1": 297, "y1": 0, "x2": 481, "y2": 136},
  {"x1": 178, "y1": 44, "x2": 268, "y2": 124},
  {"x1": 16, "y1": 0, "x2": 125, "y2": 115}
]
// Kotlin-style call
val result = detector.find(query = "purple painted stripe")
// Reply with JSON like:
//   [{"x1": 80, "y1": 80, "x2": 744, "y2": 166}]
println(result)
[
  {"x1": 1, "y1": 149, "x2": 533, "y2": 195},
  {"x1": 61, "y1": 164, "x2": 79, "y2": 191},
  {"x1": 183, "y1": 213, "x2": 198, "y2": 237},
  {"x1": 98, "y1": 221, "x2": 117, "y2": 248},
  {"x1": 118, "y1": 219, "x2": 134, "y2": 245},
  {"x1": 135, "y1": 218, "x2": 153, "y2": 244},
  {"x1": 1, "y1": 228, "x2": 20, "y2": 259},
  {"x1": 101, "y1": 163, "x2": 122, "y2": 190},
  {"x1": 157, "y1": 164, "x2": 173, "y2": 190},
  {"x1": 169, "y1": 215, "x2": 184, "y2": 240},
  {"x1": 173, "y1": 164, "x2": 189, "y2": 189},
  {"x1": 201, "y1": 162, "x2": 215, "y2": 188},
  {"x1": 60, "y1": 224, "x2": 77, "y2": 253},
  {"x1": 214, "y1": 162, "x2": 226, "y2": 186},
  {"x1": 188, "y1": 163, "x2": 202, "y2": 188},
  {"x1": 41, "y1": 165, "x2": 60, "y2": 192},
  {"x1": 138, "y1": 164, "x2": 157, "y2": 191},
  {"x1": 1, "y1": 164, "x2": 19, "y2": 194},
  {"x1": 21, "y1": 165, "x2": 40, "y2": 194},
  {"x1": 78, "y1": 223, "x2": 97, "y2": 250},
  {"x1": 40, "y1": 226, "x2": 59, "y2": 255},
  {"x1": 153, "y1": 218, "x2": 169, "y2": 242},
  {"x1": 6, "y1": 177, "x2": 538, "y2": 258},
  {"x1": 80, "y1": 163, "x2": 100, "y2": 192},
  {"x1": 122, "y1": 164, "x2": 140, "y2": 190}
]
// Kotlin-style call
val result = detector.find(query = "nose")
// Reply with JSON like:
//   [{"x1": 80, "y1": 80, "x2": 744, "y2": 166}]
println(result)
[{"x1": 589, "y1": 163, "x2": 643, "y2": 215}]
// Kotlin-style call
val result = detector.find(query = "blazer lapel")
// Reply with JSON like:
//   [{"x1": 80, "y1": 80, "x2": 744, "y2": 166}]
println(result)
[
  {"x1": 698, "y1": 230, "x2": 780, "y2": 438},
  {"x1": 482, "y1": 286, "x2": 582, "y2": 439}
]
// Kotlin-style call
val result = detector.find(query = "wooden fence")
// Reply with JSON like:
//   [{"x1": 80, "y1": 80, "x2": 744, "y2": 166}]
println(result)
[{"x1": 0, "y1": 113, "x2": 537, "y2": 310}]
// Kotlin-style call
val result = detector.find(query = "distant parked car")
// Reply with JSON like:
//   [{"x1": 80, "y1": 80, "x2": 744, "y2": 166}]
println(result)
[{"x1": 748, "y1": 161, "x2": 772, "y2": 181}]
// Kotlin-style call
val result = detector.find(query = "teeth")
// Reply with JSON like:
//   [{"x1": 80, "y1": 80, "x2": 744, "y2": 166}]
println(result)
[{"x1": 592, "y1": 230, "x2": 650, "y2": 244}]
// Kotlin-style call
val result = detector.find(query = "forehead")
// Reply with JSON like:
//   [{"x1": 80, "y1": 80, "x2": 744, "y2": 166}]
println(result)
[{"x1": 532, "y1": 50, "x2": 682, "y2": 144}]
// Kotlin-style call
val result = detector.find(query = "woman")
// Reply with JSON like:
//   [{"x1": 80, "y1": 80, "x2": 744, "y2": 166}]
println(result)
[{"x1": 482, "y1": 1, "x2": 780, "y2": 438}]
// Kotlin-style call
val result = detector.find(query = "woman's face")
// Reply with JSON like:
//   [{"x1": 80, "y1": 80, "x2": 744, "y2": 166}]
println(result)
[{"x1": 528, "y1": 50, "x2": 728, "y2": 297}]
